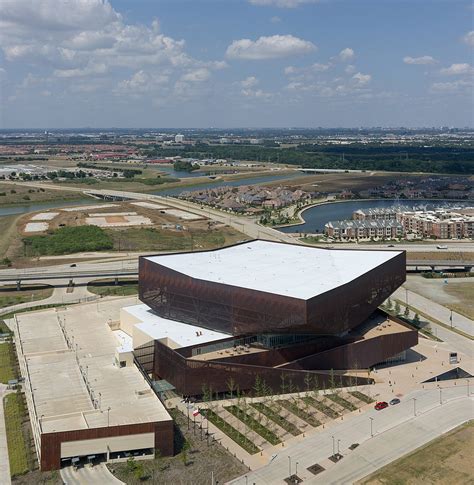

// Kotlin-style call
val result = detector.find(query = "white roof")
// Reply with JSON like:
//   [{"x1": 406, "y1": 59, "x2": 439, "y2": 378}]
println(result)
[
  {"x1": 144, "y1": 240, "x2": 403, "y2": 300},
  {"x1": 124, "y1": 304, "x2": 230, "y2": 348}
]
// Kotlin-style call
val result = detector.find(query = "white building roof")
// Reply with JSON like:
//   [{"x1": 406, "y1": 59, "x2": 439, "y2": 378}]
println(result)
[
  {"x1": 144, "y1": 240, "x2": 403, "y2": 300},
  {"x1": 124, "y1": 304, "x2": 230, "y2": 348}
]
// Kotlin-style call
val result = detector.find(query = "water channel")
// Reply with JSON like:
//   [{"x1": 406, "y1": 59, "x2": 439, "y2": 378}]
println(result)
[{"x1": 277, "y1": 199, "x2": 474, "y2": 233}]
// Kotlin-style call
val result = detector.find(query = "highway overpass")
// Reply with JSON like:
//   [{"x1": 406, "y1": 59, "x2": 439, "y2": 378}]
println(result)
[{"x1": 0, "y1": 260, "x2": 471, "y2": 287}]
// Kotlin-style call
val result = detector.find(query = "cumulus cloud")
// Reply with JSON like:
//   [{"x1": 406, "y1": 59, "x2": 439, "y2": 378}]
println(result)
[
  {"x1": 338, "y1": 48, "x2": 354, "y2": 62},
  {"x1": 248, "y1": 0, "x2": 318, "y2": 7},
  {"x1": 180, "y1": 68, "x2": 210, "y2": 82},
  {"x1": 240, "y1": 76, "x2": 259, "y2": 88},
  {"x1": 431, "y1": 79, "x2": 472, "y2": 93},
  {"x1": 226, "y1": 34, "x2": 316, "y2": 60},
  {"x1": 440, "y1": 63, "x2": 473, "y2": 75},
  {"x1": 403, "y1": 55, "x2": 437, "y2": 65},
  {"x1": 0, "y1": 0, "x2": 228, "y2": 106},
  {"x1": 352, "y1": 72, "x2": 371, "y2": 85},
  {"x1": 463, "y1": 31, "x2": 474, "y2": 47}
]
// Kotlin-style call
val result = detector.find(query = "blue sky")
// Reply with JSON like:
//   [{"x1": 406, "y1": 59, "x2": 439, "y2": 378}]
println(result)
[{"x1": 0, "y1": 0, "x2": 472, "y2": 128}]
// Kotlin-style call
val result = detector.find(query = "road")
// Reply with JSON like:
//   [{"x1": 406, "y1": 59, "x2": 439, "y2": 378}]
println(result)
[
  {"x1": 229, "y1": 387, "x2": 474, "y2": 485},
  {"x1": 61, "y1": 463, "x2": 124, "y2": 485}
]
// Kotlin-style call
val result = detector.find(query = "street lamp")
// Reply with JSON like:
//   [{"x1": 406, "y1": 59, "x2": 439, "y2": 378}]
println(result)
[
  {"x1": 288, "y1": 456, "x2": 291, "y2": 476},
  {"x1": 369, "y1": 417, "x2": 374, "y2": 437},
  {"x1": 439, "y1": 387, "x2": 442, "y2": 405},
  {"x1": 331, "y1": 435, "x2": 336, "y2": 457},
  {"x1": 450, "y1": 309, "x2": 453, "y2": 328},
  {"x1": 107, "y1": 406, "x2": 111, "y2": 427},
  {"x1": 405, "y1": 288, "x2": 409, "y2": 306},
  {"x1": 413, "y1": 397, "x2": 417, "y2": 416},
  {"x1": 337, "y1": 439, "x2": 341, "y2": 455},
  {"x1": 295, "y1": 462, "x2": 299, "y2": 476}
]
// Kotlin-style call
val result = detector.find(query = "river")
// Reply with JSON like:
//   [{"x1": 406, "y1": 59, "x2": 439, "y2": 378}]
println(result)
[
  {"x1": 0, "y1": 172, "x2": 299, "y2": 217},
  {"x1": 278, "y1": 199, "x2": 474, "y2": 233}
]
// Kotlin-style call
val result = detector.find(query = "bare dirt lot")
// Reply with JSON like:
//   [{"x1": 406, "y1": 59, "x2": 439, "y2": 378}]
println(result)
[{"x1": 405, "y1": 275, "x2": 474, "y2": 320}]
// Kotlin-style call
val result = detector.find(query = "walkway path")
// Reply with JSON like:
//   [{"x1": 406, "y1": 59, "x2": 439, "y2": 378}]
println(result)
[
  {"x1": 0, "y1": 384, "x2": 11, "y2": 485},
  {"x1": 394, "y1": 287, "x2": 473, "y2": 337},
  {"x1": 228, "y1": 386, "x2": 473, "y2": 484}
]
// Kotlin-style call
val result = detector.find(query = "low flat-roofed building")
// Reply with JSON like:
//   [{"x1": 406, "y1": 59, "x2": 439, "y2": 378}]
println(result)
[{"x1": 13, "y1": 298, "x2": 173, "y2": 471}]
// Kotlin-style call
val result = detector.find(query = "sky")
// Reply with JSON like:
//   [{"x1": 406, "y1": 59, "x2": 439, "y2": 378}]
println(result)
[{"x1": 0, "y1": 0, "x2": 473, "y2": 129}]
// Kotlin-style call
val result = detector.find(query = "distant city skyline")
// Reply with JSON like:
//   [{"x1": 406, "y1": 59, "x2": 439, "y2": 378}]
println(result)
[{"x1": 0, "y1": 0, "x2": 473, "y2": 129}]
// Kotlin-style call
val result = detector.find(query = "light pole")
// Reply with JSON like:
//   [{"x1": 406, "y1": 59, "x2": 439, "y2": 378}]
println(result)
[
  {"x1": 439, "y1": 387, "x2": 442, "y2": 405},
  {"x1": 295, "y1": 462, "x2": 299, "y2": 476},
  {"x1": 405, "y1": 288, "x2": 408, "y2": 306},
  {"x1": 107, "y1": 406, "x2": 111, "y2": 427},
  {"x1": 288, "y1": 456, "x2": 291, "y2": 476},
  {"x1": 413, "y1": 397, "x2": 417, "y2": 416},
  {"x1": 331, "y1": 435, "x2": 336, "y2": 456},
  {"x1": 337, "y1": 439, "x2": 341, "y2": 455},
  {"x1": 450, "y1": 309, "x2": 453, "y2": 328},
  {"x1": 369, "y1": 417, "x2": 374, "y2": 437},
  {"x1": 467, "y1": 379, "x2": 470, "y2": 396}
]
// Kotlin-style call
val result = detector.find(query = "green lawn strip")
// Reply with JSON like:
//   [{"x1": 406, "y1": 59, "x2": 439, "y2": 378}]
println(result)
[
  {"x1": 250, "y1": 402, "x2": 301, "y2": 436},
  {"x1": 4, "y1": 392, "x2": 30, "y2": 477},
  {"x1": 201, "y1": 409, "x2": 260, "y2": 455},
  {"x1": 0, "y1": 285, "x2": 53, "y2": 308},
  {"x1": 0, "y1": 319, "x2": 12, "y2": 334},
  {"x1": 278, "y1": 399, "x2": 321, "y2": 427},
  {"x1": 225, "y1": 405, "x2": 281, "y2": 445},
  {"x1": 87, "y1": 279, "x2": 138, "y2": 297},
  {"x1": 350, "y1": 391, "x2": 374, "y2": 404},
  {"x1": 0, "y1": 342, "x2": 17, "y2": 384},
  {"x1": 325, "y1": 393, "x2": 358, "y2": 411},
  {"x1": 302, "y1": 396, "x2": 339, "y2": 419},
  {"x1": 392, "y1": 299, "x2": 472, "y2": 341}
]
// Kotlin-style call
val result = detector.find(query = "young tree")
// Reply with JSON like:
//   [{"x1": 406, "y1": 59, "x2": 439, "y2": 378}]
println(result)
[
  {"x1": 386, "y1": 298, "x2": 393, "y2": 311},
  {"x1": 404, "y1": 305, "x2": 410, "y2": 318},
  {"x1": 394, "y1": 301, "x2": 401, "y2": 315},
  {"x1": 181, "y1": 440, "x2": 190, "y2": 466},
  {"x1": 413, "y1": 313, "x2": 420, "y2": 326}
]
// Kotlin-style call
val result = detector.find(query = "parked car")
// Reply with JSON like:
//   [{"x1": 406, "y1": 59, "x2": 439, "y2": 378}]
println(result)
[
  {"x1": 437, "y1": 245, "x2": 448, "y2": 250},
  {"x1": 70, "y1": 263, "x2": 77, "y2": 267},
  {"x1": 387, "y1": 244, "x2": 395, "y2": 247},
  {"x1": 390, "y1": 398, "x2": 401, "y2": 405},
  {"x1": 374, "y1": 401, "x2": 389, "y2": 410}
]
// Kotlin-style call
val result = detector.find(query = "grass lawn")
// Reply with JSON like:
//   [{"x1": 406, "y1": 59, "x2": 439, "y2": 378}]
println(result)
[
  {"x1": 109, "y1": 408, "x2": 249, "y2": 484},
  {"x1": 326, "y1": 393, "x2": 358, "y2": 411},
  {"x1": 251, "y1": 402, "x2": 301, "y2": 436},
  {"x1": 0, "y1": 182, "x2": 86, "y2": 206},
  {"x1": 0, "y1": 214, "x2": 22, "y2": 260},
  {"x1": 443, "y1": 283, "x2": 474, "y2": 320},
  {"x1": 278, "y1": 399, "x2": 321, "y2": 427},
  {"x1": 0, "y1": 284, "x2": 53, "y2": 308},
  {"x1": 87, "y1": 279, "x2": 138, "y2": 297},
  {"x1": 358, "y1": 421, "x2": 474, "y2": 485},
  {"x1": 108, "y1": 226, "x2": 245, "y2": 252},
  {"x1": 0, "y1": 342, "x2": 17, "y2": 384},
  {"x1": 23, "y1": 225, "x2": 113, "y2": 256},
  {"x1": 225, "y1": 405, "x2": 281, "y2": 445},
  {"x1": 4, "y1": 392, "x2": 30, "y2": 477},
  {"x1": 202, "y1": 409, "x2": 260, "y2": 455}
]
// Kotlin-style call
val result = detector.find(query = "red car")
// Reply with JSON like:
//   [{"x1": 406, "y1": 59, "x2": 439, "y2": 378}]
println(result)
[{"x1": 374, "y1": 401, "x2": 389, "y2": 410}]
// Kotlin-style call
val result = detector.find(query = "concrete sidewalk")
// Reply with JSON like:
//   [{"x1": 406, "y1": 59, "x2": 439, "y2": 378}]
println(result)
[{"x1": 228, "y1": 385, "x2": 474, "y2": 484}]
